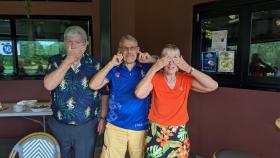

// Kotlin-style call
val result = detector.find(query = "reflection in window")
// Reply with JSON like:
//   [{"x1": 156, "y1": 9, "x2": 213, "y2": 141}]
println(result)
[
  {"x1": 0, "y1": 17, "x2": 91, "y2": 78},
  {"x1": 201, "y1": 14, "x2": 239, "y2": 74},
  {"x1": 250, "y1": 10, "x2": 280, "y2": 77},
  {"x1": 15, "y1": 19, "x2": 89, "y2": 76},
  {"x1": 16, "y1": 41, "x2": 65, "y2": 76}
]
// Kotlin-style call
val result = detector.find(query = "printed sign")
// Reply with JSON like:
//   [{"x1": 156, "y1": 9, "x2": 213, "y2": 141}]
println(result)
[
  {"x1": 211, "y1": 30, "x2": 228, "y2": 51},
  {"x1": 0, "y1": 41, "x2": 12, "y2": 55},
  {"x1": 218, "y1": 51, "x2": 234, "y2": 72},
  {"x1": 202, "y1": 51, "x2": 217, "y2": 72}
]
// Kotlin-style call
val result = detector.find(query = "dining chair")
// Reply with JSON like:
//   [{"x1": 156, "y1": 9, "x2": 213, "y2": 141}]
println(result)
[
  {"x1": 213, "y1": 148, "x2": 258, "y2": 158},
  {"x1": 189, "y1": 152, "x2": 204, "y2": 158},
  {"x1": 9, "y1": 132, "x2": 61, "y2": 158}
]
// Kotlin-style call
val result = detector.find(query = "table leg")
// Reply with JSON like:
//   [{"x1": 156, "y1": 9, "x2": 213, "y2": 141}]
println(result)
[
  {"x1": 22, "y1": 117, "x2": 46, "y2": 132},
  {"x1": 43, "y1": 116, "x2": 46, "y2": 132}
]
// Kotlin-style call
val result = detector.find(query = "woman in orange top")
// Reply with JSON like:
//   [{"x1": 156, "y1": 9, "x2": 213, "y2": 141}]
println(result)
[{"x1": 135, "y1": 44, "x2": 218, "y2": 158}]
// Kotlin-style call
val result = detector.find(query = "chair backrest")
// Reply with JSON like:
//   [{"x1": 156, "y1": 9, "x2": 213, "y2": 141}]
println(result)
[
  {"x1": 213, "y1": 149, "x2": 257, "y2": 158},
  {"x1": 189, "y1": 152, "x2": 204, "y2": 158},
  {"x1": 9, "y1": 132, "x2": 61, "y2": 158},
  {"x1": 275, "y1": 117, "x2": 280, "y2": 129}
]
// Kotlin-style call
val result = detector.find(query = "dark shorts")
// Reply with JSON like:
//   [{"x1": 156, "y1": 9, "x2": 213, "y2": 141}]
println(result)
[
  {"x1": 144, "y1": 121, "x2": 190, "y2": 158},
  {"x1": 48, "y1": 117, "x2": 98, "y2": 158}
]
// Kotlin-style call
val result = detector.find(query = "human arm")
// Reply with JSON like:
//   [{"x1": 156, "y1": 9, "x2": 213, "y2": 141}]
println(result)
[
  {"x1": 138, "y1": 51, "x2": 158, "y2": 64},
  {"x1": 135, "y1": 56, "x2": 170, "y2": 99},
  {"x1": 89, "y1": 52, "x2": 123, "y2": 90},
  {"x1": 173, "y1": 56, "x2": 218, "y2": 93},
  {"x1": 44, "y1": 45, "x2": 86, "y2": 91},
  {"x1": 97, "y1": 94, "x2": 109, "y2": 135}
]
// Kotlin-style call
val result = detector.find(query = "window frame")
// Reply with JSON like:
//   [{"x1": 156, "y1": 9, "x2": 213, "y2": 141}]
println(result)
[
  {"x1": 0, "y1": 15, "x2": 92, "y2": 80},
  {"x1": 192, "y1": 0, "x2": 280, "y2": 92}
]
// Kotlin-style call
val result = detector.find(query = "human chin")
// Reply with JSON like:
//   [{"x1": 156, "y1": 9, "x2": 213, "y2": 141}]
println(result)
[
  {"x1": 124, "y1": 56, "x2": 136, "y2": 63},
  {"x1": 164, "y1": 66, "x2": 178, "y2": 74}
]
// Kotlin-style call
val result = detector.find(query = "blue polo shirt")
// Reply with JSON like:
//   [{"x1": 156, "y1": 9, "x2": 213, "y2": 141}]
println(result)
[
  {"x1": 46, "y1": 53, "x2": 109, "y2": 125},
  {"x1": 105, "y1": 63, "x2": 151, "y2": 130}
]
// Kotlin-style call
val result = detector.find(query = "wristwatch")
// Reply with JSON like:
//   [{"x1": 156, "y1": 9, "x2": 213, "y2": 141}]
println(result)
[
  {"x1": 188, "y1": 67, "x2": 195, "y2": 74},
  {"x1": 99, "y1": 116, "x2": 106, "y2": 121}
]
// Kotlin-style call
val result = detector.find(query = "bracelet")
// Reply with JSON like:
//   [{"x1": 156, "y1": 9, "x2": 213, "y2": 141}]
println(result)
[{"x1": 188, "y1": 67, "x2": 195, "y2": 74}]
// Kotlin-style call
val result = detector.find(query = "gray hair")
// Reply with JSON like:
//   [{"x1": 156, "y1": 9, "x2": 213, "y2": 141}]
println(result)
[
  {"x1": 118, "y1": 34, "x2": 138, "y2": 47},
  {"x1": 64, "y1": 25, "x2": 88, "y2": 42},
  {"x1": 161, "y1": 44, "x2": 181, "y2": 57}
]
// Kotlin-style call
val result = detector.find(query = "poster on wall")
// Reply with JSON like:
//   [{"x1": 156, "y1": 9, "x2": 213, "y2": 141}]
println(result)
[
  {"x1": 211, "y1": 30, "x2": 228, "y2": 51},
  {"x1": 202, "y1": 51, "x2": 217, "y2": 72},
  {"x1": 218, "y1": 51, "x2": 234, "y2": 72}
]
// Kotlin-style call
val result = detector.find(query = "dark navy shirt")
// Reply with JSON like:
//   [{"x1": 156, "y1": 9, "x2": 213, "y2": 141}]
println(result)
[
  {"x1": 46, "y1": 53, "x2": 109, "y2": 125},
  {"x1": 105, "y1": 63, "x2": 151, "y2": 130}
]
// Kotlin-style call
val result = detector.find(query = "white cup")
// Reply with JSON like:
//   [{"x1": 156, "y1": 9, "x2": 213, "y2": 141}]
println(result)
[{"x1": 13, "y1": 104, "x2": 25, "y2": 112}]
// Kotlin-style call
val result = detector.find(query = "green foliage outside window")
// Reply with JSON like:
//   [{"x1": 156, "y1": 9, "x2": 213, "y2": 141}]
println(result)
[
  {"x1": 0, "y1": 54, "x2": 14, "y2": 75},
  {"x1": 0, "y1": 16, "x2": 91, "y2": 78},
  {"x1": 17, "y1": 41, "x2": 65, "y2": 75}
]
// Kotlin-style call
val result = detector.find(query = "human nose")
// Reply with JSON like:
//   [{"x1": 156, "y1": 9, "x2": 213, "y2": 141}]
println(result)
[
  {"x1": 70, "y1": 42, "x2": 75, "y2": 48},
  {"x1": 127, "y1": 48, "x2": 133, "y2": 53},
  {"x1": 66, "y1": 41, "x2": 75, "y2": 48},
  {"x1": 168, "y1": 60, "x2": 175, "y2": 65}
]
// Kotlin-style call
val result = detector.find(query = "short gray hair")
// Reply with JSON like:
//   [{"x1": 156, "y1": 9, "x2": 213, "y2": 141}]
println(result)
[
  {"x1": 64, "y1": 25, "x2": 88, "y2": 42},
  {"x1": 118, "y1": 34, "x2": 138, "y2": 47},
  {"x1": 161, "y1": 44, "x2": 181, "y2": 57}
]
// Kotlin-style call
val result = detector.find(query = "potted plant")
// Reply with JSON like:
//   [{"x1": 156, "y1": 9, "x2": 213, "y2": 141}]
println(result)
[{"x1": 24, "y1": 0, "x2": 32, "y2": 19}]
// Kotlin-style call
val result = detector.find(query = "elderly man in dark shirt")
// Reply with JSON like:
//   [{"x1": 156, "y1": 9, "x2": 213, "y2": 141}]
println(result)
[{"x1": 44, "y1": 25, "x2": 109, "y2": 158}]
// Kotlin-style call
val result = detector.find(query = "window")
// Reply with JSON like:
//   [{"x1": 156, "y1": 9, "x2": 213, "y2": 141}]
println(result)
[
  {"x1": 249, "y1": 10, "x2": 280, "y2": 78},
  {"x1": 200, "y1": 15, "x2": 239, "y2": 75},
  {"x1": 193, "y1": 0, "x2": 280, "y2": 91},
  {"x1": 0, "y1": 19, "x2": 14, "y2": 76},
  {"x1": 0, "y1": 16, "x2": 91, "y2": 79}
]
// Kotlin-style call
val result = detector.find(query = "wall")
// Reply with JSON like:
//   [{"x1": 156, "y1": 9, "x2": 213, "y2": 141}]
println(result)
[
  {"x1": 111, "y1": 0, "x2": 136, "y2": 52},
  {"x1": 133, "y1": 0, "x2": 280, "y2": 157},
  {"x1": 135, "y1": 0, "x2": 211, "y2": 59},
  {"x1": 188, "y1": 88, "x2": 280, "y2": 158}
]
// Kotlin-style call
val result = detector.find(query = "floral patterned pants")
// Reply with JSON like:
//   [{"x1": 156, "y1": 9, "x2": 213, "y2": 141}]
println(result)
[{"x1": 144, "y1": 121, "x2": 190, "y2": 158}]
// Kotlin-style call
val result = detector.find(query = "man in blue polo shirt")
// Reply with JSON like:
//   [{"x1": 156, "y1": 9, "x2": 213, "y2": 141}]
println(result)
[
  {"x1": 89, "y1": 35, "x2": 157, "y2": 158},
  {"x1": 44, "y1": 25, "x2": 109, "y2": 158}
]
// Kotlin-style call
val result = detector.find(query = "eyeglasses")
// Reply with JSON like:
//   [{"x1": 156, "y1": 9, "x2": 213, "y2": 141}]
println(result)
[
  {"x1": 120, "y1": 46, "x2": 139, "y2": 52},
  {"x1": 65, "y1": 40, "x2": 86, "y2": 46}
]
